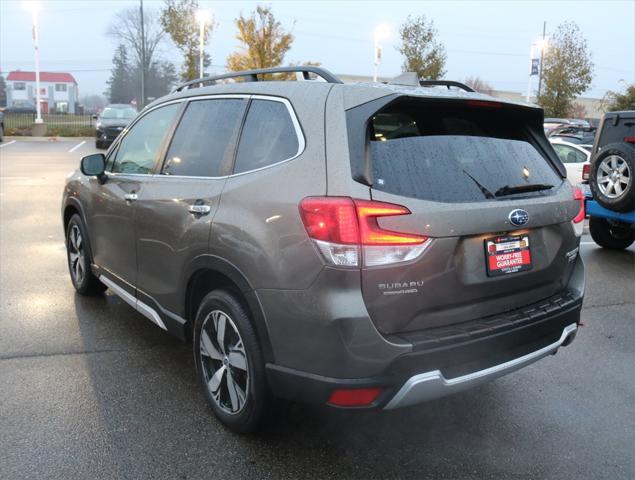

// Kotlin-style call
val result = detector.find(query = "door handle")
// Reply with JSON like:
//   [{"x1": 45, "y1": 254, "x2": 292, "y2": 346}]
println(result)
[
  {"x1": 188, "y1": 204, "x2": 211, "y2": 215},
  {"x1": 124, "y1": 193, "x2": 138, "y2": 202}
]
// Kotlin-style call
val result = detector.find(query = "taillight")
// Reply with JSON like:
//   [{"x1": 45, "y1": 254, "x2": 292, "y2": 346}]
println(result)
[
  {"x1": 328, "y1": 387, "x2": 382, "y2": 407},
  {"x1": 573, "y1": 187, "x2": 585, "y2": 224},
  {"x1": 299, "y1": 197, "x2": 431, "y2": 267},
  {"x1": 624, "y1": 136, "x2": 635, "y2": 143},
  {"x1": 582, "y1": 164, "x2": 591, "y2": 181}
]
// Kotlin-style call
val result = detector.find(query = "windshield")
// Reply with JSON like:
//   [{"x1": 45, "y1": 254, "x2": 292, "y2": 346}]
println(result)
[
  {"x1": 101, "y1": 107, "x2": 137, "y2": 119},
  {"x1": 368, "y1": 100, "x2": 562, "y2": 203}
]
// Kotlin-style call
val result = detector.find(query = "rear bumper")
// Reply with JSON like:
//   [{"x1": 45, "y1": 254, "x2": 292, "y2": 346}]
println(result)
[
  {"x1": 385, "y1": 323, "x2": 576, "y2": 409},
  {"x1": 266, "y1": 290, "x2": 583, "y2": 409}
]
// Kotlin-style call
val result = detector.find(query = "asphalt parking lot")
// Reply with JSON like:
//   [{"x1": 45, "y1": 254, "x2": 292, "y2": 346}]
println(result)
[{"x1": 1, "y1": 137, "x2": 633, "y2": 480}]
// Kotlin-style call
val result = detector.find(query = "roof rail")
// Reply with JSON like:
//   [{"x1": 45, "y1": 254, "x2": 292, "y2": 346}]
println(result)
[
  {"x1": 419, "y1": 80, "x2": 475, "y2": 93},
  {"x1": 173, "y1": 66, "x2": 343, "y2": 92}
]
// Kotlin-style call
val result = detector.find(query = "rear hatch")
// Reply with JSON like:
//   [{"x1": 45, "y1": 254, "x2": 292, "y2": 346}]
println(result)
[{"x1": 349, "y1": 96, "x2": 582, "y2": 335}]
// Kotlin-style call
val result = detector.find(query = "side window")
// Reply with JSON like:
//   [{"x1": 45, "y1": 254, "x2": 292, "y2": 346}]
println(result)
[
  {"x1": 111, "y1": 103, "x2": 180, "y2": 174},
  {"x1": 234, "y1": 99, "x2": 300, "y2": 174},
  {"x1": 553, "y1": 144, "x2": 586, "y2": 164},
  {"x1": 163, "y1": 98, "x2": 247, "y2": 177}
]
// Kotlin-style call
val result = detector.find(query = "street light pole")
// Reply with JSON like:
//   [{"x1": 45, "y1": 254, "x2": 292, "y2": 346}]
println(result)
[
  {"x1": 27, "y1": 2, "x2": 43, "y2": 123},
  {"x1": 526, "y1": 43, "x2": 535, "y2": 103},
  {"x1": 195, "y1": 9, "x2": 210, "y2": 80},
  {"x1": 537, "y1": 21, "x2": 547, "y2": 99},
  {"x1": 373, "y1": 24, "x2": 390, "y2": 82},
  {"x1": 139, "y1": 0, "x2": 146, "y2": 109},
  {"x1": 199, "y1": 20, "x2": 204, "y2": 78}
]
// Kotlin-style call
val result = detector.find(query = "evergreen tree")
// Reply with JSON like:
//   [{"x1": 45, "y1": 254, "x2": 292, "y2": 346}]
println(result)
[
  {"x1": 0, "y1": 74, "x2": 7, "y2": 107},
  {"x1": 105, "y1": 44, "x2": 133, "y2": 103}
]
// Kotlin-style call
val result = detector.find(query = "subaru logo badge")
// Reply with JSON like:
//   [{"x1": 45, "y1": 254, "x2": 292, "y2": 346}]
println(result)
[{"x1": 508, "y1": 209, "x2": 529, "y2": 226}]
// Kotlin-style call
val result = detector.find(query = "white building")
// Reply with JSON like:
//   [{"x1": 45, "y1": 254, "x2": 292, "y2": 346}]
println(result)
[{"x1": 6, "y1": 70, "x2": 79, "y2": 114}]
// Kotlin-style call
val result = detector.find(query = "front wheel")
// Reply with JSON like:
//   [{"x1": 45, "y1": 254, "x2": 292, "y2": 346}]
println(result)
[
  {"x1": 66, "y1": 214, "x2": 107, "y2": 295},
  {"x1": 589, "y1": 216, "x2": 634, "y2": 250},
  {"x1": 193, "y1": 290, "x2": 268, "y2": 433}
]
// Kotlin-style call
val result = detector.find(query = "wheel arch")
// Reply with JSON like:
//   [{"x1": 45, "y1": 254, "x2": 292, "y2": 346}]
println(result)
[{"x1": 183, "y1": 255, "x2": 275, "y2": 363}]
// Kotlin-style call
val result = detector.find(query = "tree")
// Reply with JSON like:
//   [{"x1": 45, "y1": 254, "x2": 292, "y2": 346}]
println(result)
[
  {"x1": 105, "y1": 44, "x2": 133, "y2": 103},
  {"x1": 160, "y1": 0, "x2": 217, "y2": 82},
  {"x1": 226, "y1": 6, "x2": 294, "y2": 73},
  {"x1": 108, "y1": 7, "x2": 168, "y2": 106},
  {"x1": 142, "y1": 60, "x2": 178, "y2": 101},
  {"x1": 0, "y1": 74, "x2": 6, "y2": 107},
  {"x1": 537, "y1": 21, "x2": 593, "y2": 117},
  {"x1": 464, "y1": 76, "x2": 494, "y2": 95},
  {"x1": 397, "y1": 15, "x2": 446, "y2": 80},
  {"x1": 603, "y1": 84, "x2": 635, "y2": 112}
]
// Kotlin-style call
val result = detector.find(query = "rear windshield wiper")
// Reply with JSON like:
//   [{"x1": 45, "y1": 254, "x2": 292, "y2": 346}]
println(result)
[
  {"x1": 495, "y1": 183, "x2": 553, "y2": 197},
  {"x1": 462, "y1": 170, "x2": 495, "y2": 199}
]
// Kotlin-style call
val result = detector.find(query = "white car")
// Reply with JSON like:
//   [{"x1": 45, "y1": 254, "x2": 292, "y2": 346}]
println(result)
[{"x1": 549, "y1": 138, "x2": 591, "y2": 186}]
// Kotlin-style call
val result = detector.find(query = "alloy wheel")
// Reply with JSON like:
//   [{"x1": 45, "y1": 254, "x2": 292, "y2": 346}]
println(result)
[
  {"x1": 597, "y1": 155, "x2": 631, "y2": 198},
  {"x1": 200, "y1": 310, "x2": 249, "y2": 415},
  {"x1": 68, "y1": 224, "x2": 85, "y2": 285}
]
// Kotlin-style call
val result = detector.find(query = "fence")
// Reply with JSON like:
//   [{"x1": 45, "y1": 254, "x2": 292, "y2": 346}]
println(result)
[{"x1": 3, "y1": 112, "x2": 95, "y2": 136}]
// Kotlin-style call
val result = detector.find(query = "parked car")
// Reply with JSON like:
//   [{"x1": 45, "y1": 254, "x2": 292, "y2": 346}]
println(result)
[
  {"x1": 94, "y1": 104, "x2": 137, "y2": 149},
  {"x1": 0, "y1": 110, "x2": 4, "y2": 142},
  {"x1": 3, "y1": 103, "x2": 37, "y2": 114},
  {"x1": 549, "y1": 138, "x2": 590, "y2": 185},
  {"x1": 62, "y1": 67, "x2": 585, "y2": 433},
  {"x1": 584, "y1": 110, "x2": 634, "y2": 249}
]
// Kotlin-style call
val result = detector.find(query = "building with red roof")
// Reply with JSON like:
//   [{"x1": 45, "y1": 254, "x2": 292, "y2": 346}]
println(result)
[{"x1": 5, "y1": 70, "x2": 79, "y2": 114}]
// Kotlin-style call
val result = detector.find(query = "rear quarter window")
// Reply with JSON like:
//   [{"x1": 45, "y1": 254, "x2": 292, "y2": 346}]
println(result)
[{"x1": 233, "y1": 99, "x2": 300, "y2": 174}]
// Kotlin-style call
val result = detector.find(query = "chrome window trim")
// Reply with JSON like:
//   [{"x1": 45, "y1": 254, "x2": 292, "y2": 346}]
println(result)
[
  {"x1": 161, "y1": 94, "x2": 306, "y2": 179},
  {"x1": 104, "y1": 93, "x2": 306, "y2": 180}
]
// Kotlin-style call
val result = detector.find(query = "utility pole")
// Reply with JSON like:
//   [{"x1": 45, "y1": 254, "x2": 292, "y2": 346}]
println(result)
[
  {"x1": 537, "y1": 21, "x2": 546, "y2": 99},
  {"x1": 139, "y1": 0, "x2": 146, "y2": 109}
]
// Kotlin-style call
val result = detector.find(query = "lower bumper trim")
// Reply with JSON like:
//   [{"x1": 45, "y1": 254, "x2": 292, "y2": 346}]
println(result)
[{"x1": 384, "y1": 323, "x2": 577, "y2": 409}]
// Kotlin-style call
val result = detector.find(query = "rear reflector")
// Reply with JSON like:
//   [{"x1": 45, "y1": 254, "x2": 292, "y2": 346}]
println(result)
[
  {"x1": 573, "y1": 187, "x2": 585, "y2": 224},
  {"x1": 624, "y1": 136, "x2": 635, "y2": 143},
  {"x1": 328, "y1": 388, "x2": 382, "y2": 407},
  {"x1": 299, "y1": 197, "x2": 431, "y2": 267},
  {"x1": 582, "y1": 163, "x2": 591, "y2": 181}
]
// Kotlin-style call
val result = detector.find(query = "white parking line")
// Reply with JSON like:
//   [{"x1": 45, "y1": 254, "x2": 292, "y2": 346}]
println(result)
[
  {"x1": 0, "y1": 140, "x2": 17, "y2": 148},
  {"x1": 580, "y1": 242, "x2": 596, "y2": 245},
  {"x1": 68, "y1": 140, "x2": 86, "y2": 153}
]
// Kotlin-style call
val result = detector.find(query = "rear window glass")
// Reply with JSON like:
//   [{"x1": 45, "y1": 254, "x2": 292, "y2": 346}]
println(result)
[
  {"x1": 369, "y1": 101, "x2": 562, "y2": 203},
  {"x1": 234, "y1": 99, "x2": 300, "y2": 174}
]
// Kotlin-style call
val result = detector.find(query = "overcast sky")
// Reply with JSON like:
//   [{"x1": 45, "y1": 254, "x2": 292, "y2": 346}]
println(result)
[{"x1": 1, "y1": 0, "x2": 633, "y2": 99}]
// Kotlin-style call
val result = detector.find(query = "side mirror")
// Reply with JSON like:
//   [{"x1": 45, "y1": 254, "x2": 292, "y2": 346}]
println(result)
[{"x1": 80, "y1": 153, "x2": 106, "y2": 182}]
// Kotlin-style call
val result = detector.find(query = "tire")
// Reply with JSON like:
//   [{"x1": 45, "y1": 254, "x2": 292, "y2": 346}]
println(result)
[
  {"x1": 193, "y1": 289, "x2": 268, "y2": 433},
  {"x1": 95, "y1": 140, "x2": 105, "y2": 149},
  {"x1": 0, "y1": 124, "x2": 4, "y2": 142},
  {"x1": 589, "y1": 142, "x2": 635, "y2": 212},
  {"x1": 589, "y1": 216, "x2": 634, "y2": 250},
  {"x1": 65, "y1": 214, "x2": 107, "y2": 295}
]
